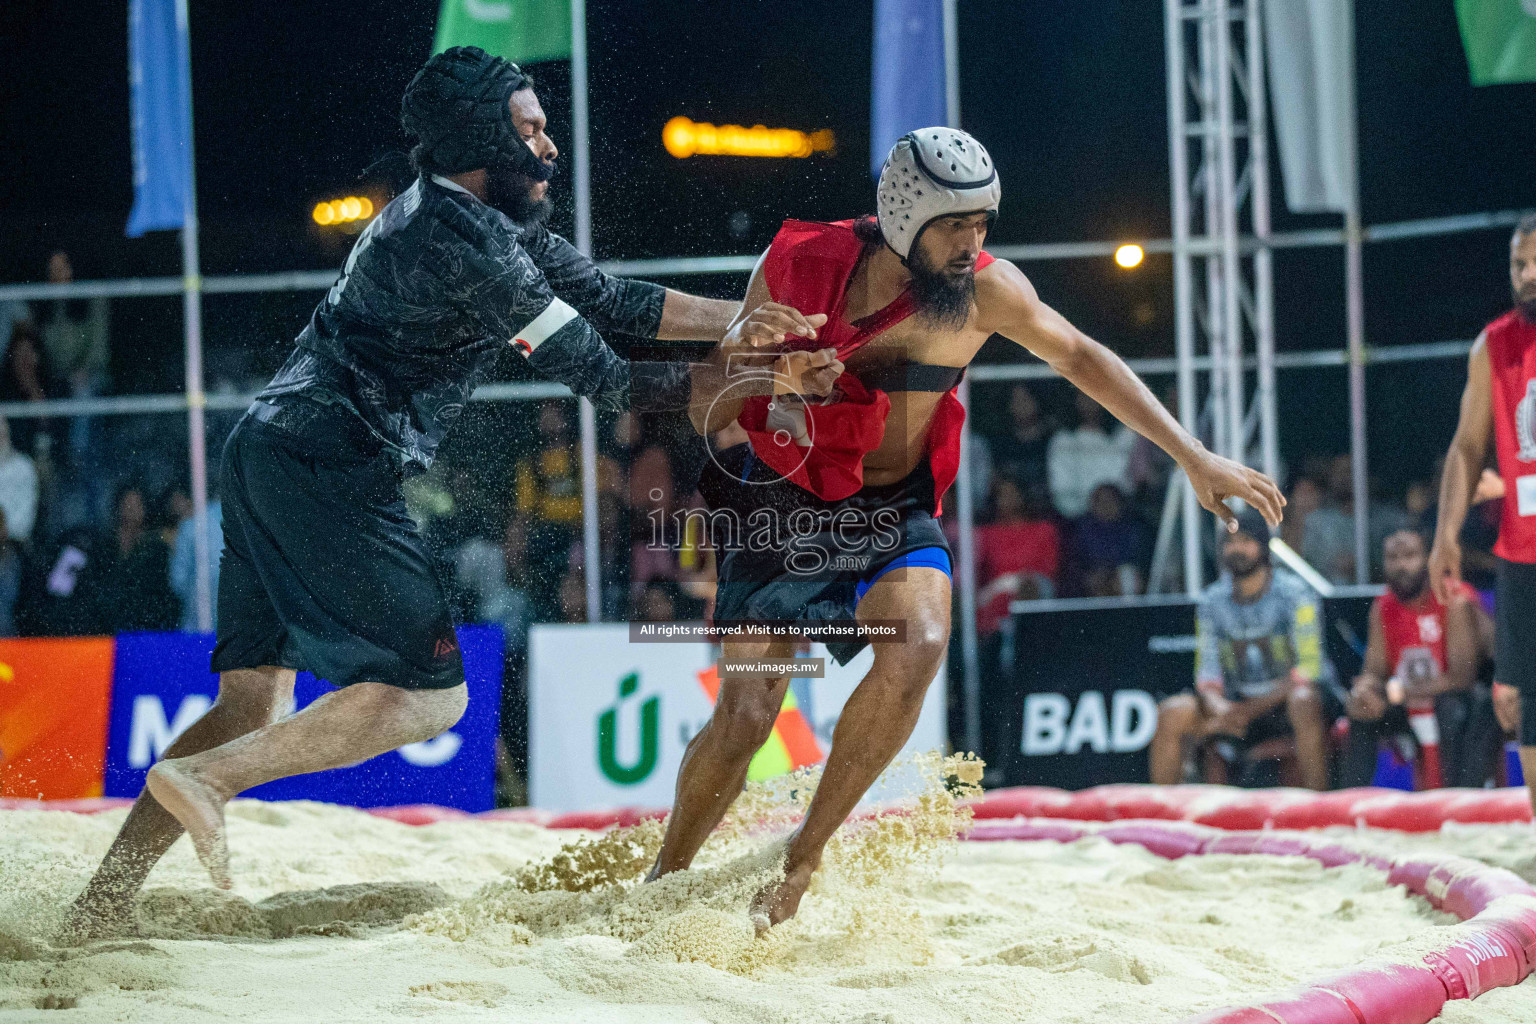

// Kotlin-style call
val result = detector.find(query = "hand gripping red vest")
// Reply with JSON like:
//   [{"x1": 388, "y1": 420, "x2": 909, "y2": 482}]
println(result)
[
  {"x1": 1486, "y1": 309, "x2": 1536, "y2": 563},
  {"x1": 737, "y1": 219, "x2": 994, "y2": 510}
]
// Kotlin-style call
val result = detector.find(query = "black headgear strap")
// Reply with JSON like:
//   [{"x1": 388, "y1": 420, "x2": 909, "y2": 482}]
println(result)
[{"x1": 400, "y1": 46, "x2": 552, "y2": 180}]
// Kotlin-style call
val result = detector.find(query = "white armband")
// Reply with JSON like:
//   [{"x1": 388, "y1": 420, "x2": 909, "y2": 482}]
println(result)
[{"x1": 511, "y1": 297, "x2": 578, "y2": 357}]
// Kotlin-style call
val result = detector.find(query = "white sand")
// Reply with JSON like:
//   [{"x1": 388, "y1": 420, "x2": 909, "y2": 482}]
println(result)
[{"x1": 4, "y1": 786, "x2": 1536, "y2": 1023}]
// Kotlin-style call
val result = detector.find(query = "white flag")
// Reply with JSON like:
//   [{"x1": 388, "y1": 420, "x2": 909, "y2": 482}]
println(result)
[{"x1": 1264, "y1": 0, "x2": 1354, "y2": 214}]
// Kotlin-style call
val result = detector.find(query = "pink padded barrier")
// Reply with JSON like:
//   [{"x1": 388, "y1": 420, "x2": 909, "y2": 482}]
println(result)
[
  {"x1": 364, "y1": 804, "x2": 469, "y2": 825},
  {"x1": 974, "y1": 818, "x2": 1536, "y2": 1024},
  {"x1": 969, "y1": 784, "x2": 1534, "y2": 831},
  {"x1": 0, "y1": 796, "x2": 131, "y2": 814}
]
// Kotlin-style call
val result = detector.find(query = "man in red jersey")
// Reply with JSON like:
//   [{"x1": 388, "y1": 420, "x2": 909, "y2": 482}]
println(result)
[
  {"x1": 658, "y1": 128, "x2": 1285, "y2": 929},
  {"x1": 1342, "y1": 529, "x2": 1491, "y2": 788},
  {"x1": 1430, "y1": 214, "x2": 1536, "y2": 800}
]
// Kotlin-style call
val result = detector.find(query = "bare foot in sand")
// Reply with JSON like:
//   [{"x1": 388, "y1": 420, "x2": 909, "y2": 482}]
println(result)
[
  {"x1": 145, "y1": 761, "x2": 232, "y2": 890},
  {"x1": 56, "y1": 891, "x2": 134, "y2": 945},
  {"x1": 749, "y1": 861, "x2": 817, "y2": 934}
]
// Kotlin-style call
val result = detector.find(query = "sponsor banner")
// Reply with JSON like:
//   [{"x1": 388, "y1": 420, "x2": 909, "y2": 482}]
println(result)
[
  {"x1": 0, "y1": 638, "x2": 116, "y2": 799},
  {"x1": 1000, "y1": 596, "x2": 1373, "y2": 789},
  {"x1": 104, "y1": 626, "x2": 503, "y2": 811},
  {"x1": 528, "y1": 624, "x2": 946, "y2": 812},
  {"x1": 1001, "y1": 601, "x2": 1196, "y2": 789}
]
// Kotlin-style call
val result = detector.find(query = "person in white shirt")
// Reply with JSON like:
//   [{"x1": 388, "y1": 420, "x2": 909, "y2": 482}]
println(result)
[
  {"x1": 1047, "y1": 389, "x2": 1135, "y2": 518},
  {"x1": 0, "y1": 417, "x2": 39, "y2": 544}
]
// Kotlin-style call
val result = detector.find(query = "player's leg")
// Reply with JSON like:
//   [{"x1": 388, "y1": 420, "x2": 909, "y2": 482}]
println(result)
[
  {"x1": 648, "y1": 638, "x2": 793, "y2": 879},
  {"x1": 61, "y1": 666, "x2": 295, "y2": 939},
  {"x1": 1285, "y1": 685, "x2": 1330, "y2": 790},
  {"x1": 1148, "y1": 692, "x2": 1207, "y2": 784},
  {"x1": 147, "y1": 678, "x2": 466, "y2": 888},
  {"x1": 1493, "y1": 560, "x2": 1536, "y2": 809},
  {"x1": 752, "y1": 564, "x2": 950, "y2": 928}
]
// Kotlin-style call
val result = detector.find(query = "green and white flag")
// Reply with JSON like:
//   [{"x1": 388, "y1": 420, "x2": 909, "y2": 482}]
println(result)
[
  {"x1": 432, "y1": 0, "x2": 572, "y2": 64},
  {"x1": 1456, "y1": 0, "x2": 1536, "y2": 85}
]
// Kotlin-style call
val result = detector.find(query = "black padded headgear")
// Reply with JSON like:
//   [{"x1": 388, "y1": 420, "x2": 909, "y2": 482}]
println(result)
[{"x1": 400, "y1": 46, "x2": 550, "y2": 179}]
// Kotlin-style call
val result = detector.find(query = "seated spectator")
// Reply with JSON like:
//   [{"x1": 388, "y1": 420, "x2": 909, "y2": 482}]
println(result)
[
  {"x1": 0, "y1": 319, "x2": 55, "y2": 457},
  {"x1": 0, "y1": 418, "x2": 39, "y2": 546},
  {"x1": 16, "y1": 526, "x2": 95, "y2": 636},
  {"x1": 1149, "y1": 509, "x2": 1336, "y2": 790},
  {"x1": 1279, "y1": 475, "x2": 1323, "y2": 554},
  {"x1": 516, "y1": 401, "x2": 582, "y2": 598},
  {"x1": 975, "y1": 477, "x2": 1060, "y2": 627},
  {"x1": 990, "y1": 384, "x2": 1055, "y2": 499},
  {"x1": 556, "y1": 568, "x2": 588, "y2": 623},
  {"x1": 454, "y1": 516, "x2": 535, "y2": 658},
  {"x1": 170, "y1": 487, "x2": 222, "y2": 633},
  {"x1": 0, "y1": 508, "x2": 24, "y2": 637},
  {"x1": 1046, "y1": 390, "x2": 1135, "y2": 519},
  {"x1": 515, "y1": 400, "x2": 583, "y2": 525},
  {"x1": 1340, "y1": 529, "x2": 1498, "y2": 789},
  {"x1": 1064, "y1": 483, "x2": 1150, "y2": 597},
  {"x1": 87, "y1": 484, "x2": 178, "y2": 634},
  {"x1": 1300, "y1": 454, "x2": 1409, "y2": 583}
]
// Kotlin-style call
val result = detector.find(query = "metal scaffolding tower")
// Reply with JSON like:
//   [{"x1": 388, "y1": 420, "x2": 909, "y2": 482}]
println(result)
[{"x1": 1164, "y1": 0, "x2": 1279, "y2": 596}]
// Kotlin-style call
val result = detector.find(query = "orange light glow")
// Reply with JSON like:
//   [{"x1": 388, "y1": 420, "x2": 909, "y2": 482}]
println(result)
[{"x1": 663, "y1": 116, "x2": 835, "y2": 159}]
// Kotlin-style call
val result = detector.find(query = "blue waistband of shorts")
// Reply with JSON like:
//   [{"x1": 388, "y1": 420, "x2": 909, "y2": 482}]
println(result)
[{"x1": 855, "y1": 545, "x2": 952, "y2": 604}]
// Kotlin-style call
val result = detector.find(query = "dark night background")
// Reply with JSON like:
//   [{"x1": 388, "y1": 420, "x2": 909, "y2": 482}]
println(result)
[{"x1": 2, "y1": 0, "x2": 1534, "y2": 492}]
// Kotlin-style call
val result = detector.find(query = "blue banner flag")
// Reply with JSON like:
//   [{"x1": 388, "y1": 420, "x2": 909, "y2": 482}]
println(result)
[
  {"x1": 126, "y1": 0, "x2": 190, "y2": 238},
  {"x1": 871, "y1": 0, "x2": 948, "y2": 177}
]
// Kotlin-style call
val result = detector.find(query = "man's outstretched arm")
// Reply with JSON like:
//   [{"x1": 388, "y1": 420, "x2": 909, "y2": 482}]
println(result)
[
  {"x1": 977, "y1": 259, "x2": 1284, "y2": 529},
  {"x1": 1429, "y1": 334, "x2": 1492, "y2": 604},
  {"x1": 524, "y1": 225, "x2": 738, "y2": 341}
]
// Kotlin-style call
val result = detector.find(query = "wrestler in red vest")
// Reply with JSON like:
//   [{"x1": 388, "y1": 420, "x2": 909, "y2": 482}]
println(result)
[
  {"x1": 1377, "y1": 575, "x2": 1478, "y2": 788},
  {"x1": 662, "y1": 128, "x2": 1283, "y2": 931},
  {"x1": 1429, "y1": 216, "x2": 1536, "y2": 796},
  {"x1": 736, "y1": 218, "x2": 992, "y2": 509},
  {"x1": 1487, "y1": 307, "x2": 1536, "y2": 564}
]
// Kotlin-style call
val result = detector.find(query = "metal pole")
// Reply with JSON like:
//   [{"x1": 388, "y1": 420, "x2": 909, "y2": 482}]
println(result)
[
  {"x1": 1213, "y1": 0, "x2": 1244, "y2": 466},
  {"x1": 1246, "y1": 0, "x2": 1279, "y2": 483},
  {"x1": 174, "y1": 0, "x2": 211, "y2": 632},
  {"x1": 1341, "y1": 0, "x2": 1369, "y2": 585},
  {"x1": 1199, "y1": 6, "x2": 1228, "y2": 466},
  {"x1": 1166, "y1": 0, "x2": 1202, "y2": 596},
  {"x1": 570, "y1": 0, "x2": 601, "y2": 622},
  {"x1": 942, "y1": 0, "x2": 961, "y2": 128},
  {"x1": 941, "y1": 0, "x2": 981, "y2": 755}
]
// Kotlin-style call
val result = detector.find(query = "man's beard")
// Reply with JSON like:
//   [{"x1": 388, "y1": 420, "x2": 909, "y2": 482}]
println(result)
[
  {"x1": 1515, "y1": 287, "x2": 1536, "y2": 324},
  {"x1": 1387, "y1": 568, "x2": 1429, "y2": 603},
  {"x1": 487, "y1": 164, "x2": 553, "y2": 227},
  {"x1": 907, "y1": 244, "x2": 976, "y2": 331},
  {"x1": 1221, "y1": 551, "x2": 1263, "y2": 580}
]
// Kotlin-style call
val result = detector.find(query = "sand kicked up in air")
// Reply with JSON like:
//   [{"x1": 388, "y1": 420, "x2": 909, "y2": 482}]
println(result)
[{"x1": 3, "y1": 758, "x2": 1535, "y2": 1023}]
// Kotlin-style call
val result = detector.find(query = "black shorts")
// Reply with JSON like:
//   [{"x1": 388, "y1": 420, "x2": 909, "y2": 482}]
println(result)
[
  {"x1": 1496, "y1": 558, "x2": 1536, "y2": 745},
  {"x1": 211, "y1": 401, "x2": 464, "y2": 690},
  {"x1": 699, "y1": 444, "x2": 951, "y2": 665}
]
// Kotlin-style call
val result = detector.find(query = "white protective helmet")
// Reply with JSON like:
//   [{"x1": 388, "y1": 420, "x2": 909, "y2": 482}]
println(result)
[{"x1": 876, "y1": 127, "x2": 1000, "y2": 260}]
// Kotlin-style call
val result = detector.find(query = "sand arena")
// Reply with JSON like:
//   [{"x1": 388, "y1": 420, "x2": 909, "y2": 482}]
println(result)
[{"x1": 3, "y1": 757, "x2": 1535, "y2": 1024}]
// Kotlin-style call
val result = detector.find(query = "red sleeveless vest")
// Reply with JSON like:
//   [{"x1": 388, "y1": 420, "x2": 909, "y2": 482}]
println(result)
[
  {"x1": 1486, "y1": 309, "x2": 1536, "y2": 564},
  {"x1": 737, "y1": 219, "x2": 992, "y2": 510}
]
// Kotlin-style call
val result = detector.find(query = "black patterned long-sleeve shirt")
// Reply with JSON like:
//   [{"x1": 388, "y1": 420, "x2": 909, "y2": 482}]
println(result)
[{"x1": 257, "y1": 174, "x2": 667, "y2": 469}]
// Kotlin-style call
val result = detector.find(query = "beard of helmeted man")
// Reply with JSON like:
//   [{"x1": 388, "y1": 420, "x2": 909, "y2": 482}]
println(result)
[
  {"x1": 486, "y1": 161, "x2": 554, "y2": 228},
  {"x1": 906, "y1": 230, "x2": 976, "y2": 331}
]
